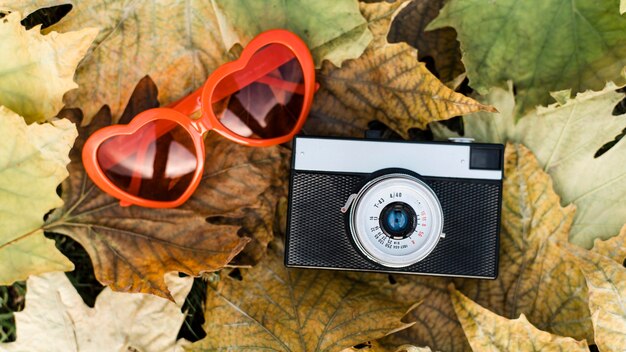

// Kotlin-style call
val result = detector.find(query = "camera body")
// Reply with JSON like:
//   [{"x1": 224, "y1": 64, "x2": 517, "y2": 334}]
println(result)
[{"x1": 285, "y1": 136, "x2": 504, "y2": 279}]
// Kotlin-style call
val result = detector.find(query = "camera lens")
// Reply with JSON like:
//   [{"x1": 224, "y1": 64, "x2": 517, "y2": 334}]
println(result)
[{"x1": 380, "y1": 202, "x2": 416, "y2": 239}]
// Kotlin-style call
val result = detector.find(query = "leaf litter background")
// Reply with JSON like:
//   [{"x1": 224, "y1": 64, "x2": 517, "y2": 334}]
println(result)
[{"x1": 1, "y1": 0, "x2": 626, "y2": 351}]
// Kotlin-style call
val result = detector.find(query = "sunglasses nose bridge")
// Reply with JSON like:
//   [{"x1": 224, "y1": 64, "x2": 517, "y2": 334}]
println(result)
[{"x1": 191, "y1": 118, "x2": 212, "y2": 135}]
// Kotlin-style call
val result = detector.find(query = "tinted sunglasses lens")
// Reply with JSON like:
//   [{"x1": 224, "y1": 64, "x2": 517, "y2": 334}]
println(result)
[
  {"x1": 212, "y1": 43, "x2": 305, "y2": 140},
  {"x1": 96, "y1": 120, "x2": 198, "y2": 202}
]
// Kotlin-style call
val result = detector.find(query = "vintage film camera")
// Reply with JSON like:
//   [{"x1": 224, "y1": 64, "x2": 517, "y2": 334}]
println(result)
[{"x1": 285, "y1": 136, "x2": 504, "y2": 279}]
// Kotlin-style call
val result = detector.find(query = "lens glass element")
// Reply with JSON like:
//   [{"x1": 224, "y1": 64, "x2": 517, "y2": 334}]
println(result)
[
  {"x1": 211, "y1": 43, "x2": 304, "y2": 139},
  {"x1": 96, "y1": 119, "x2": 198, "y2": 202},
  {"x1": 380, "y1": 202, "x2": 416, "y2": 239}
]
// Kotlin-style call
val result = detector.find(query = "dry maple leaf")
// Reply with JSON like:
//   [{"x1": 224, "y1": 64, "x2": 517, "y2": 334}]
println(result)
[
  {"x1": 450, "y1": 288, "x2": 589, "y2": 351},
  {"x1": 0, "y1": 271, "x2": 192, "y2": 351},
  {"x1": 0, "y1": 10, "x2": 96, "y2": 123},
  {"x1": 306, "y1": 0, "x2": 495, "y2": 139},
  {"x1": 388, "y1": 0, "x2": 464, "y2": 84},
  {"x1": 565, "y1": 242, "x2": 626, "y2": 352},
  {"x1": 42, "y1": 77, "x2": 285, "y2": 299},
  {"x1": 0, "y1": 107, "x2": 76, "y2": 285},
  {"x1": 191, "y1": 241, "x2": 416, "y2": 352}
]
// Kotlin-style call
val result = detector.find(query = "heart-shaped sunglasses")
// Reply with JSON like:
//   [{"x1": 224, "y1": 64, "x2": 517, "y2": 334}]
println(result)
[{"x1": 82, "y1": 29, "x2": 316, "y2": 208}]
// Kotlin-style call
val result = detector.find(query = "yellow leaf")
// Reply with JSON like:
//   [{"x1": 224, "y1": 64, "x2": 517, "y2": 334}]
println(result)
[
  {"x1": 591, "y1": 224, "x2": 626, "y2": 264},
  {"x1": 308, "y1": 0, "x2": 495, "y2": 139},
  {"x1": 457, "y1": 143, "x2": 593, "y2": 342},
  {"x1": 0, "y1": 106, "x2": 75, "y2": 284},
  {"x1": 0, "y1": 11, "x2": 97, "y2": 123},
  {"x1": 567, "y1": 244, "x2": 626, "y2": 352},
  {"x1": 450, "y1": 288, "x2": 588, "y2": 351},
  {"x1": 191, "y1": 243, "x2": 416, "y2": 351},
  {"x1": 0, "y1": 272, "x2": 192, "y2": 351}
]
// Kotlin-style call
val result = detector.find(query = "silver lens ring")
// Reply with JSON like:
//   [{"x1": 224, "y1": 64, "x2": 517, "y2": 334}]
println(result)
[{"x1": 349, "y1": 173, "x2": 444, "y2": 268}]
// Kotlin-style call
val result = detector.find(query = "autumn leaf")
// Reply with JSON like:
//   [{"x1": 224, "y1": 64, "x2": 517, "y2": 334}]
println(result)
[
  {"x1": 41, "y1": 77, "x2": 284, "y2": 298},
  {"x1": 211, "y1": 0, "x2": 372, "y2": 68},
  {"x1": 375, "y1": 275, "x2": 470, "y2": 352},
  {"x1": 433, "y1": 83, "x2": 626, "y2": 248},
  {"x1": 0, "y1": 271, "x2": 192, "y2": 351},
  {"x1": 591, "y1": 224, "x2": 626, "y2": 263},
  {"x1": 565, "y1": 242, "x2": 626, "y2": 352},
  {"x1": 0, "y1": 106, "x2": 75, "y2": 285},
  {"x1": 388, "y1": 0, "x2": 464, "y2": 84},
  {"x1": 307, "y1": 0, "x2": 494, "y2": 140},
  {"x1": 191, "y1": 241, "x2": 416, "y2": 351},
  {"x1": 450, "y1": 288, "x2": 589, "y2": 351},
  {"x1": 0, "y1": 10, "x2": 96, "y2": 123},
  {"x1": 428, "y1": 0, "x2": 626, "y2": 117},
  {"x1": 341, "y1": 342, "x2": 433, "y2": 352},
  {"x1": 455, "y1": 143, "x2": 594, "y2": 343}
]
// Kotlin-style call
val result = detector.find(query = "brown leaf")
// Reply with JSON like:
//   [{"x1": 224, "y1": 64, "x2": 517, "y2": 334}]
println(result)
[
  {"x1": 307, "y1": 0, "x2": 494, "y2": 139},
  {"x1": 43, "y1": 78, "x2": 284, "y2": 298},
  {"x1": 192, "y1": 241, "x2": 416, "y2": 351},
  {"x1": 388, "y1": 0, "x2": 464, "y2": 83},
  {"x1": 450, "y1": 288, "x2": 589, "y2": 351},
  {"x1": 346, "y1": 273, "x2": 469, "y2": 352}
]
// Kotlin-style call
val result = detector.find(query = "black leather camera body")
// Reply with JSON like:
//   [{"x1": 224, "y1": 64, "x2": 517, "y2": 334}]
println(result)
[{"x1": 285, "y1": 136, "x2": 504, "y2": 279}]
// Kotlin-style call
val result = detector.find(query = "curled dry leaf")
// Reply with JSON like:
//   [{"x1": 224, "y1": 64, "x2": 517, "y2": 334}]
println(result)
[
  {"x1": 307, "y1": 0, "x2": 494, "y2": 139},
  {"x1": 450, "y1": 288, "x2": 589, "y2": 351},
  {"x1": 388, "y1": 0, "x2": 464, "y2": 83},
  {"x1": 0, "y1": 271, "x2": 192, "y2": 351},
  {"x1": 428, "y1": 0, "x2": 626, "y2": 117},
  {"x1": 191, "y1": 242, "x2": 416, "y2": 351},
  {"x1": 212, "y1": 0, "x2": 372, "y2": 68},
  {"x1": 0, "y1": 106, "x2": 76, "y2": 284},
  {"x1": 0, "y1": 11, "x2": 97, "y2": 123},
  {"x1": 42, "y1": 77, "x2": 284, "y2": 299}
]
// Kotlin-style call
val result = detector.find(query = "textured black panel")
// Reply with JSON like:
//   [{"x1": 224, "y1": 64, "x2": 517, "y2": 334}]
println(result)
[{"x1": 286, "y1": 172, "x2": 501, "y2": 278}]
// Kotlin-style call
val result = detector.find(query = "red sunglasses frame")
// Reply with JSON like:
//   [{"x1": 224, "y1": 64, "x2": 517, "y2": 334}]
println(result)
[{"x1": 82, "y1": 29, "x2": 316, "y2": 208}]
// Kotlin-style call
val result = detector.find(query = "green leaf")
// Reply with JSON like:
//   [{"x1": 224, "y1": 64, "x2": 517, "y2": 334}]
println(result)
[
  {"x1": 0, "y1": 10, "x2": 97, "y2": 123},
  {"x1": 0, "y1": 106, "x2": 75, "y2": 285},
  {"x1": 211, "y1": 0, "x2": 372, "y2": 68},
  {"x1": 433, "y1": 83, "x2": 626, "y2": 248},
  {"x1": 450, "y1": 288, "x2": 589, "y2": 351},
  {"x1": 428, "y1": 0, "x2": 626, "y2": 116},
  {"x1": 191, "y1": 242, "x2": 416, "y2": 351}
]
